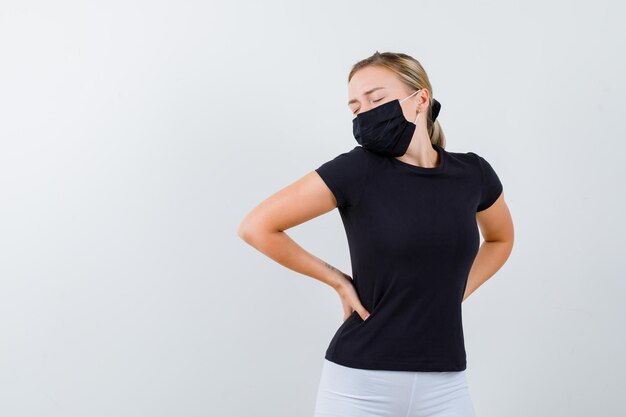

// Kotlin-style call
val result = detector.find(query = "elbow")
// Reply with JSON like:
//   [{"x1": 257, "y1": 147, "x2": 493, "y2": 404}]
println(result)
[
  {"x1": 237, "y1": 207, "x2": 282, "y2": 245},
  {"x1": 494, "y1": 237, "x2": 515, "y2": 260},
  {"x1": 237, "y1": 219, "x2": 268, "y2": 245},
  {"x1": 236, "y1": 219, "x2": 253, "y2": 243}
]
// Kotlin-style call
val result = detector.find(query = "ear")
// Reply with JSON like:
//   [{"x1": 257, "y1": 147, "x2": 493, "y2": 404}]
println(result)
[
  {"x1": 419, "y1": 88, "x2": 431, "y2": 106},
  {"x1": 414, "y1": 89, "x2": 429, "y2": 114}
]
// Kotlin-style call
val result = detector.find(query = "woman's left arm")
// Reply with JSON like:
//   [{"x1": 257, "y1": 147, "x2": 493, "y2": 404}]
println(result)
[{"x1": 464, "y1": 191, "x2": 515, "y2": 302}]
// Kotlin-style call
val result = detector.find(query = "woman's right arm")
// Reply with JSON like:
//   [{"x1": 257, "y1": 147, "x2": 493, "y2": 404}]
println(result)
[{"x1": 236, "y1": 171, "x2": 371, "y2": 322}]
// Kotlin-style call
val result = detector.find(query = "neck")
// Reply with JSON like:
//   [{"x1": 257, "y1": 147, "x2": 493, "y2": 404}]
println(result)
[{"x1": 395, "y1": 126, "x2": 438, "y2": 168}]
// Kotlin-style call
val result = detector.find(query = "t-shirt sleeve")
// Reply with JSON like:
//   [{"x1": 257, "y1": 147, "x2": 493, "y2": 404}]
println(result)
[
  {"x1": 314, "y1": 146, "x2": 370, "y2": 208},
  {"x1": 470, "y1": 152, "x2": 503, "y2": 212}
]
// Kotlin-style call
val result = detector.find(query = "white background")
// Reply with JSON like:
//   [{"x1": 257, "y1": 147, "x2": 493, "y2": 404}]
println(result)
[{"x1": 1, "y1": 1, "x2": 624, "y2": 416}]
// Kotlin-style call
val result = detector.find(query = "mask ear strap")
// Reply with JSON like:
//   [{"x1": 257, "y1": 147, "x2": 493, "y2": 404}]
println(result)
[{"x1": 401, "y1": 89, "x2": 421, "y2": 103}]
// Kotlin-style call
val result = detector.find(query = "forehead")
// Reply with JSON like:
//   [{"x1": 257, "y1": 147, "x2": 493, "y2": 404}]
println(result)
[{"x1": 348, "y1": 66, "x2": 402, "y2": 102}]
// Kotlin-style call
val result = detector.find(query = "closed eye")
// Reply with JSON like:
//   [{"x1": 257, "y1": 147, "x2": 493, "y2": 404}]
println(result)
[{"x1": 353, "y1": 97, "x2": 384, "y2": 115}]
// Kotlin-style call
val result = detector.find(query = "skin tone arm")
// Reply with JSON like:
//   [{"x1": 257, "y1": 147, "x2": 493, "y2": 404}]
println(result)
[
  {"x1": 465, "y1": 192, "x2": 515, "y2": 301},
  {"x1": 236, "y1": 171, "x2": 372, "y2": 322}
]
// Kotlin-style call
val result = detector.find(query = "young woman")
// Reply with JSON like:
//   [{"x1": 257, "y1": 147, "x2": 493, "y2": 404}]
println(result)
[{"x1": 237, "y1": 51, "x2": 514, "y2": 417}]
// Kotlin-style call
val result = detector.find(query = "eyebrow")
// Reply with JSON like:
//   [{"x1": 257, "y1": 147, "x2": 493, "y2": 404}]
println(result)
[{"x1": 348, "y1": 86, "x2": 387, "y2": 106}]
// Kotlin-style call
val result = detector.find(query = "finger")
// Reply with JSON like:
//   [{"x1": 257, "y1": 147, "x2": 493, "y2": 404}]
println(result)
[
  {"x1": 354, "y1": 304, "x2": 370, "y2": 321},
  {"x1": 342, "y1": 307, "x2": 350, "y2": 322}
]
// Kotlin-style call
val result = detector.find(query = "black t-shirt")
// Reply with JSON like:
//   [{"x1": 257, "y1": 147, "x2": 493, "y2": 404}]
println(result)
[{"x1": 314, "y1": 142, "x2": 503, "y2": 372}]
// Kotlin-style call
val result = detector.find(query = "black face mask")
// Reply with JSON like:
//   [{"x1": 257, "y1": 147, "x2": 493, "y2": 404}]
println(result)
[{"x1": 352, "y1": 90, "x2": 420, "y2": 157}]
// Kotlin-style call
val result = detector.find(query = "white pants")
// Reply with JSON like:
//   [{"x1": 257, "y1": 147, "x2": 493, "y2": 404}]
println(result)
[{"x1": 313, "y1": 359, "x2": 476, "y2": 417}]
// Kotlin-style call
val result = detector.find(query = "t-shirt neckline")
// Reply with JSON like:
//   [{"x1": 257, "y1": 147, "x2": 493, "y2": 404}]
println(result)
[{"x1": 390, "y1": 143, "x2": 446, "y2": 174}]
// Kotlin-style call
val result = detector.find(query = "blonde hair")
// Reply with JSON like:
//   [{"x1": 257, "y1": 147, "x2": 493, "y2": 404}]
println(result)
[{"x1": 348, "y1": 51, "x2": 445, "y2": 148}]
